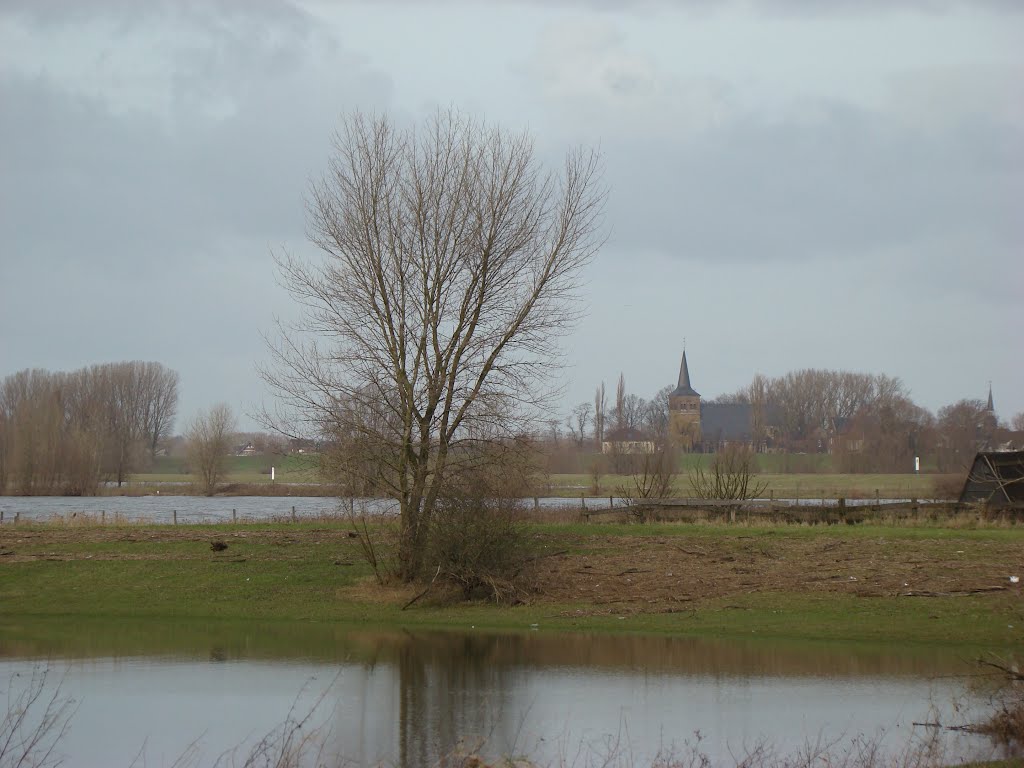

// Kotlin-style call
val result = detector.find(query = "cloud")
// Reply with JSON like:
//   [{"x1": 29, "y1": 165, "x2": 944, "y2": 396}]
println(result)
[
  {"x1": 605, "y1": 102, "x2": 1020, "y2": 269},
  {"x1": 0, "y1": 0, "x2": 395, "y2": 427},
  {"x1": 0, "y1": 3, "x2": 393, "y2": 266},
  {"x1": 524, "y1": 19, "x2": 1022, "y2": 285}
]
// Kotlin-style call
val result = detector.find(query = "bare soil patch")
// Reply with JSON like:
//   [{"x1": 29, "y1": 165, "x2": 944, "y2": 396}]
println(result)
[{"x1": 530, "y1": 532, "x2": 1022, "y2": 616}]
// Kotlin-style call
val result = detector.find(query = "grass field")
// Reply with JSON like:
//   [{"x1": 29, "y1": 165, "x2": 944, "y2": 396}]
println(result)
[
  {"x1": 1, "y1": 519, "x2": 1020, "y2": 648},
  {"x1": 122, "y1": 453, "x2": 954, "y2": 500},
  {"x1": 130, "y1": 453, "x2": 322, "y2": 484},
  {"x1": 549, "y1": 472, "x2": 950, "y2": 499}
]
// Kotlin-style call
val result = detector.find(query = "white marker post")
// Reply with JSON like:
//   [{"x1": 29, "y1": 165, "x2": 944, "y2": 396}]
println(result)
[
  {"x1": 914, "y1": 457, "x2": 920, "y2": 473},
  {"x1": 271, "y1": 466, "x2": 276, "y2": 482}
]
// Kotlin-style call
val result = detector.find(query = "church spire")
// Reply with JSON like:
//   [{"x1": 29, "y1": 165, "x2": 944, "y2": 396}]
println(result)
[
  {"x1": 671, "y1": 350, "x2": 700, "y2": 397},
  {"x1": 986, "y1": 382, "x2": 994, "y2": 412}
]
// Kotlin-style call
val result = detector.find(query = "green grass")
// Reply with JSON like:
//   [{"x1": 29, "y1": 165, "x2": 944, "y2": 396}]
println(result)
[
  {"x1": 122, "y1": 454, "x2": 952, "y2": 500},
  {"x1": 1, "y1": 521, "x2": 1020, "y2": 650},
  {"x1": 129, "y1": 453, "x2": 322, "y2": 484},
  {"x1": 550, "y1": 472, "x2": 946, "y2": 499}
]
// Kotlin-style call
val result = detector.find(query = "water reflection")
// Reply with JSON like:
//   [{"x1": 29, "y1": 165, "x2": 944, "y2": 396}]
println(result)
[{"x1": 0, "y1": 621, "x2": 1005, "y2": 767}]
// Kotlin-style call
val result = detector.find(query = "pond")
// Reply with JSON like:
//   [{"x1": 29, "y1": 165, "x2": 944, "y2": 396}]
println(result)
[{"x1": 0, "y1": 619, "x2": 1004, "y2": 767}]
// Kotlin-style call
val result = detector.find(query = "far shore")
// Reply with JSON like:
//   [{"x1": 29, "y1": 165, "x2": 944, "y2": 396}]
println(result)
[{"x1": 1, "y1": 470, "x2": 957, "y2": 500}]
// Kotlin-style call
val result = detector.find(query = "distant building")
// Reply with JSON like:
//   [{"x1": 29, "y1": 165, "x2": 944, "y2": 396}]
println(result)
[
  {"x1": 668, "y1": 351, "x2": 701, "y2": 450},
  {"x1": 665, "y1": 351, "x2": 779, "y2": 452},
  {"x1": 601, "y1": 427, "x2": 656, "y2": 455}
]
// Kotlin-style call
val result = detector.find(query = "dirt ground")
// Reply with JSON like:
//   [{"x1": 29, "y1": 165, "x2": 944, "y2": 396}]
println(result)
[
  {"x1": 2, "y1": 524, "x2": 1021, "y2": 617},
  {"x1": 530, "y1": 530, "x2": 1023, "y2": 615}
]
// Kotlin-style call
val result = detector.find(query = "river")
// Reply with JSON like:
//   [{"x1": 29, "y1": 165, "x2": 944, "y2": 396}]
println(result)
[{"x1": 0, "y1": 494, "x2": 911, "y2": 525}]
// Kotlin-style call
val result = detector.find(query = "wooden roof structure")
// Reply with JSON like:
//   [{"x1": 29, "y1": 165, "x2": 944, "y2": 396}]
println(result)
[{"x1": 958, "y1": 450, "x2": 1024, "y2": 507}]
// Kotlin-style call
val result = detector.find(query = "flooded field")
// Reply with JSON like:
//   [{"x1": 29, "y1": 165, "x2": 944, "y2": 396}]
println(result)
[{"x1": 0, "y1": 622, "x2": 1006, "y2": 767}]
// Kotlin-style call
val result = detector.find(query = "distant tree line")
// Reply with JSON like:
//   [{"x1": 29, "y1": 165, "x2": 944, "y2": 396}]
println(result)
[
  {"x1": 0, "y1": 362, "x2": 179, "y2": 495},
  {"x1": 552, "y1": 368, "x2": 1021, "y2": 475}
]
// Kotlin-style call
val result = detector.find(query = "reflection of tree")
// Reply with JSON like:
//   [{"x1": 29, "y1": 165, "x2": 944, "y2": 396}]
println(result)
[
  {"x1": 320, "y1": 629, "x2": 973, "y2": 764},
  {"x1": 397, "y1": 632, "x2": 525, "y2": 766}
]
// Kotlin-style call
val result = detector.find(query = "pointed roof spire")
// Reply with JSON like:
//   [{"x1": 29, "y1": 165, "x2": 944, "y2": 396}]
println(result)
[
  {"x1": 671, "y1": 350, "x2": 700, "y2": 397},
  {"x1": 986, "y1": 382, "x2": 994, "y2": 412}
]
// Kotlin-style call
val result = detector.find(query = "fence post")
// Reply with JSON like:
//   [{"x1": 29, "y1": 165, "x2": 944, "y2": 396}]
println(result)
[
  {"x1": 609, "y1": 495, "x2": 613, "y2": 509},
  {"x1": 875, "y1": 489, "x2": 879, "y2": 511},
  {"x1": 534, "y1": 497, "x2": 539, "y2": 510},
  {"x1": 0, "y1": 510, "x2": 3, "y2": 524},
  {"x1": 173, "y1": 510, "x2": 177, "y2": 526},
  {"x1": 349, "y1": 498, "x2": 355, "y2": 515},
  {"x1": 291, "y1": 505, "x2": 297, "y2": 522},
  {"x1": 101, "y1": 510, "x2": 105, "y2": 524},
  {"x1": 15, "y1": 511, "x2": 20, "y2": 524},
  {"x1": 232, "y1": 508, "x2": 237, "y2": 524}
]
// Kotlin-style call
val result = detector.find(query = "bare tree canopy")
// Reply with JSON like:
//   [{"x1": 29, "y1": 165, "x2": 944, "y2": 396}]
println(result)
[
  {"x1": 262, "y1": 109, "x2": 606, "y2": 579},
  {"x1": 0, "y1": 362, "x2": 179, "y2": 495},
  {"x1": 186, "y1": 403, "x2": 236, "y2": 496}
]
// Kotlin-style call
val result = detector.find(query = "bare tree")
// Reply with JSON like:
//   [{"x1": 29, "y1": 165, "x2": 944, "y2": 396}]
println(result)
[
  {"x1": 936, "y1": 398, "x2": 993, "y2": 472},
  {"x1": 105, "y1": 362, "x2": 146, "y2": 486},
  {"x1": 139, "y1": 362, "x2": 180, "y2": 460},
  {"x1": 593, "y1": 382, "x2": 606, "y2": 445},
  {"x1": 617, "y1": 441, "x2": 678, "y2": 520},
  {"x1": 1012, "y1": 412, "x2": 1024, "y2": 432},
  {"x1": 261, "y1": 110, "x2": 605, "y2": 581},
  {"x1": 748, "y1": 373, "x2": 768, "y2": 450},
  {"x1": 0, "y1": 362, "x2": 179, "y2": 495},
  {"x1": 614, "y1": 373, "x2": 626, "y2": 433},
  {"x1": 0, "y1": 385, "x2": 11, "y2": 493},
  {"x1": 566, "y1": 402, "x2": 592, "y2": 448},
  {"x1": 689, "y1": 444, "x2": 768, "y2": 500},
  {"x1": 641, "y1": 384, "x2": 674, "y2": 439},
  {"x1": 186, "y1": 403, "x2": 236, "y2": 496}
]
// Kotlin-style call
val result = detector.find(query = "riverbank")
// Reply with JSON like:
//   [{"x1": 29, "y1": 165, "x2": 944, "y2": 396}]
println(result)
[{"x1": 1, "y1": 520, "x2": 1020, "y2": 648}]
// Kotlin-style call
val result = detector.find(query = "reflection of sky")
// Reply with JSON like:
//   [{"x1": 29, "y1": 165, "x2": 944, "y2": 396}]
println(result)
[{"x1": 0, "y1": 657, "x2": 991, "y2": 767}]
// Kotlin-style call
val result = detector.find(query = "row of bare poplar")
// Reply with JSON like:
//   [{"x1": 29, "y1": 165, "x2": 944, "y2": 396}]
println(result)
[{"x1": 0, "y1": 362, "x2": 179, "y2": 495}]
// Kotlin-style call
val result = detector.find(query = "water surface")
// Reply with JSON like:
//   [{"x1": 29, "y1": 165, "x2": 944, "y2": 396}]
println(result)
[{"x1": 0, "y1": 620, "x2": 1001, "y2": 767}]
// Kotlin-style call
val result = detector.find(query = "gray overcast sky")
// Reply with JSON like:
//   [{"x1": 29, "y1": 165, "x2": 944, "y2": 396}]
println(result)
[{"x1": 1, "y1": 0, "x2": 1021, "y2": 432}]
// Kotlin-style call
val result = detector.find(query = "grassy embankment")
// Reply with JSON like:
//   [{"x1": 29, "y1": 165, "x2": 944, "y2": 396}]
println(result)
[
  {"x1": 552, "y1": 472, "x2": 949, "y2": 499},
  {"x1": 120, "y1": 454, "x2": 953, "y2": 500},
  {"x1": 1, "y1": 519, "x2": 1020, "y2": 650}
]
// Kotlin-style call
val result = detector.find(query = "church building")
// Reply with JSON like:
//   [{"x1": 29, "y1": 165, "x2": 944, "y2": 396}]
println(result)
[
  {"x1": 667, "y1": 351, "x2": 780, "y2": 452},
  {"x1": 668, "y1": 351, "x2": 701, "y2": 450}
]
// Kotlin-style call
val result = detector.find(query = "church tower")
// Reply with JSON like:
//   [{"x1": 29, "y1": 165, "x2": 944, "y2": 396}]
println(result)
[{"x1": 668, "y1": 351, "x2": 701, "y2": 450}]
